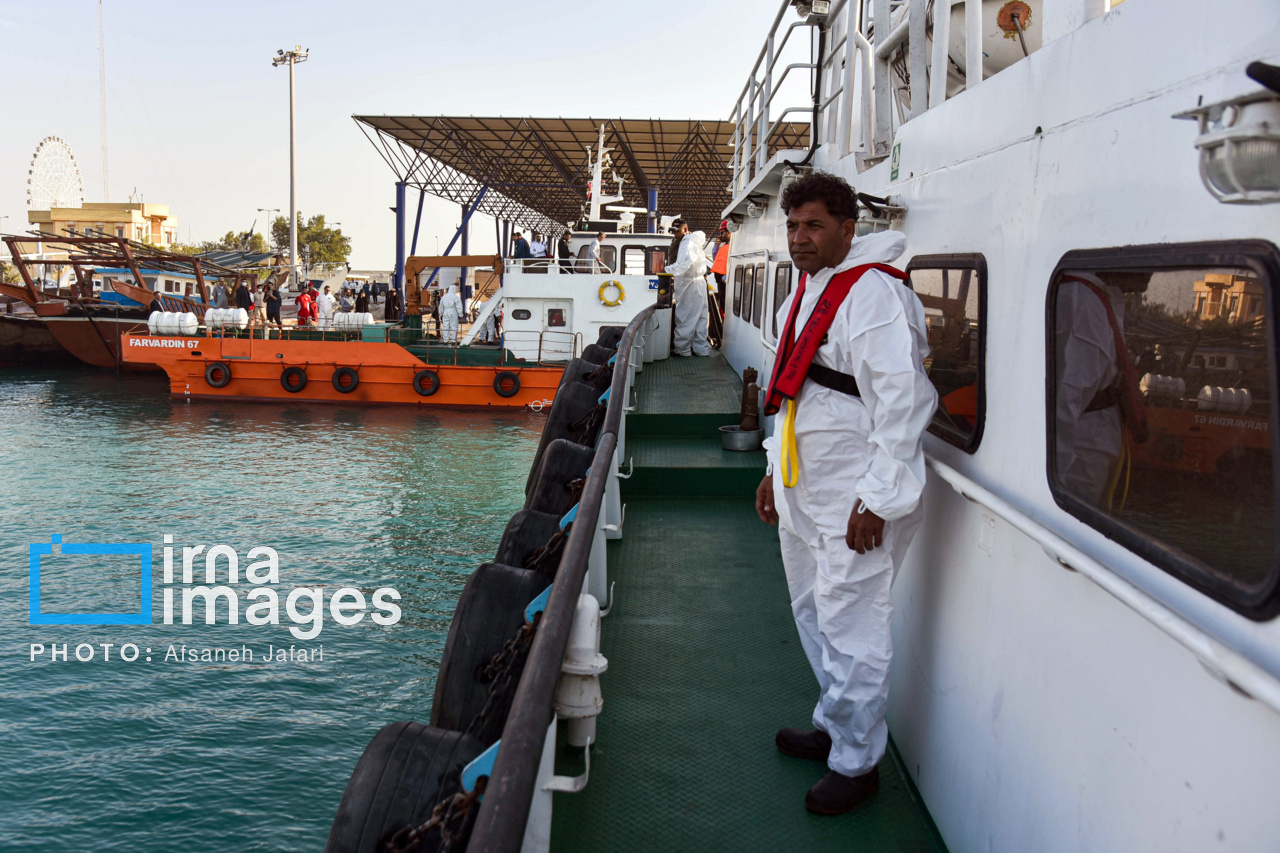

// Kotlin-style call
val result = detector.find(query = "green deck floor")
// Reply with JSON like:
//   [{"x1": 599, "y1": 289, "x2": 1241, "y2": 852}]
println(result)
[{"x1": 550, "y1": 352, "x2": 946, "y2": 852}]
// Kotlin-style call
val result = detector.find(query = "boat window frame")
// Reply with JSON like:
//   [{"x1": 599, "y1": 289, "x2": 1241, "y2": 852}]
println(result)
[
  {"x1": 742, "y1": 264, "x2": 756, "y2": 326},
  {"x1": 771, "y1": 262, "x2": 793, "y2": 341},
  {"x1": 752, "y1": 262, "x2": 766, "y2": 329},
  {"x1": 732, "y1": 265, "x2": 744, "y2": 317},
  {"x1": 1044, "y1": 239, "x2": 1280, "y2": 621},
  {"x1": 645, "y1": 246, "x2": 667, "y2": 275},
  {"x1": 906, "y1": 253, "x2": 988, "y2": 454},
  {"x1": 621, "y1": 245, "x2": 646, "y2": 276}
]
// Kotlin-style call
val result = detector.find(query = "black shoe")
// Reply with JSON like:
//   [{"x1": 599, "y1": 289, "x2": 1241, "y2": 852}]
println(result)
[
  {"x1": 804, "y1": 766, "x2": 880, "y2": 815},
  {"x1": 775, "y1": 727, "x2": 832, "y2": 761}
]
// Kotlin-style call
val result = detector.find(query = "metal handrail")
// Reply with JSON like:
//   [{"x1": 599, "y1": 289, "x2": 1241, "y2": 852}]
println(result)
[{"x1": 468, "y1": 305, "x2": 657, "y2": 853}]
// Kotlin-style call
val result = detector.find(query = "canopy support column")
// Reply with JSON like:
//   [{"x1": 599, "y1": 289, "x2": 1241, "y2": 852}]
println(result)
[{"x1": 394, "y1": 180, "x2": 406, "y2": 302}]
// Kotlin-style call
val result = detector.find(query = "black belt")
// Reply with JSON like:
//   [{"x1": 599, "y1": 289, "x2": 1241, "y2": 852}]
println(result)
[
  {"x1": 807, "y1": 362, "x2": 860, "y2": 398},
  {"x1": 1084, "y1": 385, "x2": 1122, "y2": 413}
]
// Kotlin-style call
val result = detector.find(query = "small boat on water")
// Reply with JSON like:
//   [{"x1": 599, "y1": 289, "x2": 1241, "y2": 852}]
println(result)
[
  {"x1": 1, "y1": 233, "x2": 270, "y2": 371},
  {"x1": 125, "y1": 131, "x2": 680, "y2": 407}
]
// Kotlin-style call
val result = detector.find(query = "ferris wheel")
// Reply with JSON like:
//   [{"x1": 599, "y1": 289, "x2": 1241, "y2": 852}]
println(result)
[{"x1": 27, "y1": 136, "x2": 84, "y2": 211}]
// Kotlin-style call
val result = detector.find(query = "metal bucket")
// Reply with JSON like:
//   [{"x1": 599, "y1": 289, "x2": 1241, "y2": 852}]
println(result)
[{"x1": 720, "y1": 425, "x2": 764, "y2": 452}]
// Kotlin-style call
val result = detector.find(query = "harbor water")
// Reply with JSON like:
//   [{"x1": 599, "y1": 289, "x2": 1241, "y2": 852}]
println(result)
[{"x1": 0, "y1": 368, "x2": 545, "y2": 851}]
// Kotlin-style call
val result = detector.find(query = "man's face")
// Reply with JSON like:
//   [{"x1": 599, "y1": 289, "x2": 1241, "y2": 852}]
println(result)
[{"x1": 786, "y1": 200, "x2": 856, "y2": 275}]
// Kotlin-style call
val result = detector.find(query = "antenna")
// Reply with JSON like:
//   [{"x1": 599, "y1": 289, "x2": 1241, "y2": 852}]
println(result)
[{"x1": 98, "y1": 0, "x2": 109, "y2": 201}]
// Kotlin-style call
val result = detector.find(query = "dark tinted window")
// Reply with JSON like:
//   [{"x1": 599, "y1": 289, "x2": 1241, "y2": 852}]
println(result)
[
  {"x1": 753, "y1": 263, "x2": 766, "y2": 329},
  {"x1": 732, "y1": 266, "x2": 744, "y2": 317},
  {"x1": 646, "y1": 247, "x2": 667, "y2": 275},
  {"x1": 907, "y1": 254, "x2": 986, "y2": 451},
  {"x1": 742, "y1": 265, "x2": 755, "y2": 325},
  {"x1": 1048, "y1": 241, "x2": 1280, "y2": 618},
  {"x1": 772, "y1": 263, "x2": 793, "y2": 339}
]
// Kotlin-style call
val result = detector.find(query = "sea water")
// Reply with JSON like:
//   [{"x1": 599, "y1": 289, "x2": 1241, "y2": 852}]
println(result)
[{"x1": 0, "y1": 368, "x2": 545, "y2": 850}]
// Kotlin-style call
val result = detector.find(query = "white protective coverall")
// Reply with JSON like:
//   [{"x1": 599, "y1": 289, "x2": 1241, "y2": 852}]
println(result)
[
  {"x1": 665, "y1": 231, "x2": 712, "y2": 357},
  {"x1": 316, "y1": 291, "x2": 337, "y2": 330},
  {"x1": 439, "y1": 286, "x2": 463, "y2": 343},
  {"x1": 763, "y1": 231, "x2": 937, "y2": 778},
  {"x1": 1054, "y1": 272, "x2": 1124, "y2": 506}
]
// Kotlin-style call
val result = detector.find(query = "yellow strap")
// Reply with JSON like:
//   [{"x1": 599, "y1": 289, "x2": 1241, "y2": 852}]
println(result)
[{"x1": 780, "y1": 398, "x2": 800, "y2": 488}]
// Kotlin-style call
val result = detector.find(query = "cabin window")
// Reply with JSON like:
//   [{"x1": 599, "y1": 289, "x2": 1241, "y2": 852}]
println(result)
[
  {"x1": 742, "y1": 265, "x2": 756, "y2": 325},
  {"x1": 772, "y1": 263, "x2": 794, "y2": 339},
  {"x1": 547, "y1": 308, "x2": 566, "y2": 328},
  {"x1": 732, "y1": 266, "x2": 744, "y2": 317},
  {"x1": 646, "y1": 247, "x2": 667, "y2": 275},
  {"x1": 576, "y1": 243, "x2": 616, "y2": 273},
  {"x1": 907, "y1": 254, "x2": 987, "y2": 452},
  {"x1": 511, "y1": 309, "x2": 531, "y2": 320},
  {"x1": 621, "y1": 246, "x2": 646, "y2": 276},
  {"x1": 752, "y1": 263, "x2": 766, "y2": 329},
  {"x1": 1047, "y1": 241, "x2": 1280, "y2": 619}
]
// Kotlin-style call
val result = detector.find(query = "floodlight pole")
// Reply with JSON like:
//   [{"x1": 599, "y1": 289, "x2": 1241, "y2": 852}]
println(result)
[{"x1": 272, "y1": 45, "x2": 309, "y2": 289}]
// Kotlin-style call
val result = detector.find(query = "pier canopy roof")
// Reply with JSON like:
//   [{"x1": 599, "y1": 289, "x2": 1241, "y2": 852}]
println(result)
[{"x1": 353, "y1": 115, "x2": 808, "y2": 235}]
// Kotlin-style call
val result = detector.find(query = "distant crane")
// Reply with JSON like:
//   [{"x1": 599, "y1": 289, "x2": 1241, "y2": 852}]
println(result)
[{"x1": 98, "y1": 0, "x2": 109, "y2": 201}]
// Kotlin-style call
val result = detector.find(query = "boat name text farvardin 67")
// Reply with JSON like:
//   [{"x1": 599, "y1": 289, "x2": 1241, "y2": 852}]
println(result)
[{"x1": 160, "y1": 535, "x2": 401, "y2": 639}]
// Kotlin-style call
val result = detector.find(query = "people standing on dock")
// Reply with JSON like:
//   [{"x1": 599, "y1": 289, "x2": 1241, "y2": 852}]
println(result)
[
  {"x1": 265, "y1": 282, "x2": 283, "y2": 333},
  {"x1": 294, "y1": 286, "x2": 315, "y2": 327},
  {"x1": 339, "y1": 288, "x2": 353, "y2": 313},
  {"x1": 665, "y1": 226, "x2": 712, "y2": 357},
  {"x1": 316, "y1": 285, "x2": 337, "y2": 329},
  {"x1": 439, "y1": 285, "x2": 462, "y2": 343},
  {"x1": 355, "y1": 286, "x2": 369, "y2": 314},
  {"x1": 384, "y1": 285, "x2": 401, "y2": 322},
  {"x1": 557, "y1": 232, "x2": 575, "y2": 274},
  {"x1": 213, "y1": 280, "x2": 229, "y2": 309},
  {"x1": 755, "y1": 172, "x2": 936, "y2": 816},
  {"x1": 234, "y1": 280, "x2": 253, "y2": 317},
  {"x1": 252, "y1": 283, "x2": 268, "y2": 335}
]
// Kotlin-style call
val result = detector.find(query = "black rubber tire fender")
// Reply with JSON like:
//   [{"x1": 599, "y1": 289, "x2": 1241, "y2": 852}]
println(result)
[
  {"x1": 281, "y1": 366, "x2": 308, "y2": 393},
  {"x1": 323, "y1": 722, "x2": 485, "y2": 853},
  {"x1": 429, "y1": 562, "x2": 550, "y2": 745},
  {"x1": 580, "y1": 342, "x2": 616, "y2": 365},
  {"x1": 493, "y1": 370, "x2": 521, "y2": 398},
  {"x1": 596, "y1": 325, "x2": 625, "y2": 350},
  {"x1": 525, "y1": 438, "x2": 595, "y2": 513},
  {"x1": 332, "y1": 366, "x2": 360, "y2": 394},
  {"x1": 204, "y1": 361, "x2": 232, "y2": 388},
  {"x1": 413, "y1": 369, "x2": 440, "y2": 397},
  {"x1": 495, "y1": 509, "x2": 564, "y2": 575},
  {"x1": 524, "y1": 382, "x2": 604, "y2": 496}
]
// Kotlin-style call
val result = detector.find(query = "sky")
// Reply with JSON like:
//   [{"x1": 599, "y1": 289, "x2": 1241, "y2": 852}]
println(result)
[{"x1": 0, "y1": 0, "x2": 787, "y2": 269}]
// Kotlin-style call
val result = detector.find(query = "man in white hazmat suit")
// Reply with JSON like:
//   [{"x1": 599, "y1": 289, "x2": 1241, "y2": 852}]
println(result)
[
  {"x1": 439, "y1": 285, "x2": 463, "y2": 343},
  {"x1": 316, "y1": 285, "x2": 337, "y2": 330},
  {"x1": 755, "y1": 172, "x2": 937, "y2": 815},
  {"x1": 664, "y1": 228, "x2": 712, "y2": 357}
]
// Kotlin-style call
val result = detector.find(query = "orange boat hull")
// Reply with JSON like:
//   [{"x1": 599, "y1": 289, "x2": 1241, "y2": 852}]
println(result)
[{"x1": 123, "y1": 332, "x2": 563, "y2": 408}]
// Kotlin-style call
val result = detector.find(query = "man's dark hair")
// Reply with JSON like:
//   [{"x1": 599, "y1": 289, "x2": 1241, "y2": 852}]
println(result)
[{"x1": 780, "y1": 171, "x2": 859, "y2": 221}]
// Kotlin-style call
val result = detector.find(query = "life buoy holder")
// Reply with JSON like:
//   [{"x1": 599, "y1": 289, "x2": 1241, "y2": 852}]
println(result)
[
  {"x1": 598, "y1": 280, "x2": 625, "y2": 307},
  {"x1": 281, "y1": 366, "x2": 308, "y2": 393},
  {"x1": 332, "y1": 366, "x2": 360, "y2": 393},
  {"x1": 413, "y1": 369, "x2": 441, "y2": 397},
  {"x1": 494, "y1": 371, "x2": 521, "y2": 398},
  {"x1": 204, "y1": 361, "x2": 232, "y2": 388}
]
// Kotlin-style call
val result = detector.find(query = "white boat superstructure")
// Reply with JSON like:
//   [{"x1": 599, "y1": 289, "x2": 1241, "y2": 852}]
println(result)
[{"x1": 719, "y1": 1, "x2": 1280, "y2": 850}]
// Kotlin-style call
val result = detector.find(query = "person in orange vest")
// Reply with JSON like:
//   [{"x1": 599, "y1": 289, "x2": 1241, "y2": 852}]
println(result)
[{"x1": 708, "y1": 226, "x2": 730, "y2": 346}]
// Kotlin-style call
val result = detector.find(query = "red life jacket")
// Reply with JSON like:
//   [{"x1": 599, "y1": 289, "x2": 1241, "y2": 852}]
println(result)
[{"x1": 764, "y1": 263, "x2": 909, "y2": 415}]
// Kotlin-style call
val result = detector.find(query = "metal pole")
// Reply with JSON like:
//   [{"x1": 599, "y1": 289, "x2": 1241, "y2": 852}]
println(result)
[
  {"x1": 288, "y1": 57, "x2": 298, "y2": 289},
  {"x1": 394, "y1": 181, "x2": 406, "y2": 298},
  {"x1": 409, "y1": 188, "x2": 425, "y2": 256},
  {"x1": 647, "y1": 188, "x2": 658, "y2": 233},
  {"x1": 460, "y1": 209, "x2": 469, "y2": 318}
]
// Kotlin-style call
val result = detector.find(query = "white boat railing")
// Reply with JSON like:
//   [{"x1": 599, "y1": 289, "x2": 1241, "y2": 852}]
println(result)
[{"x1": 926, "y1": 455, "x2": 1280, "y2": 718}]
